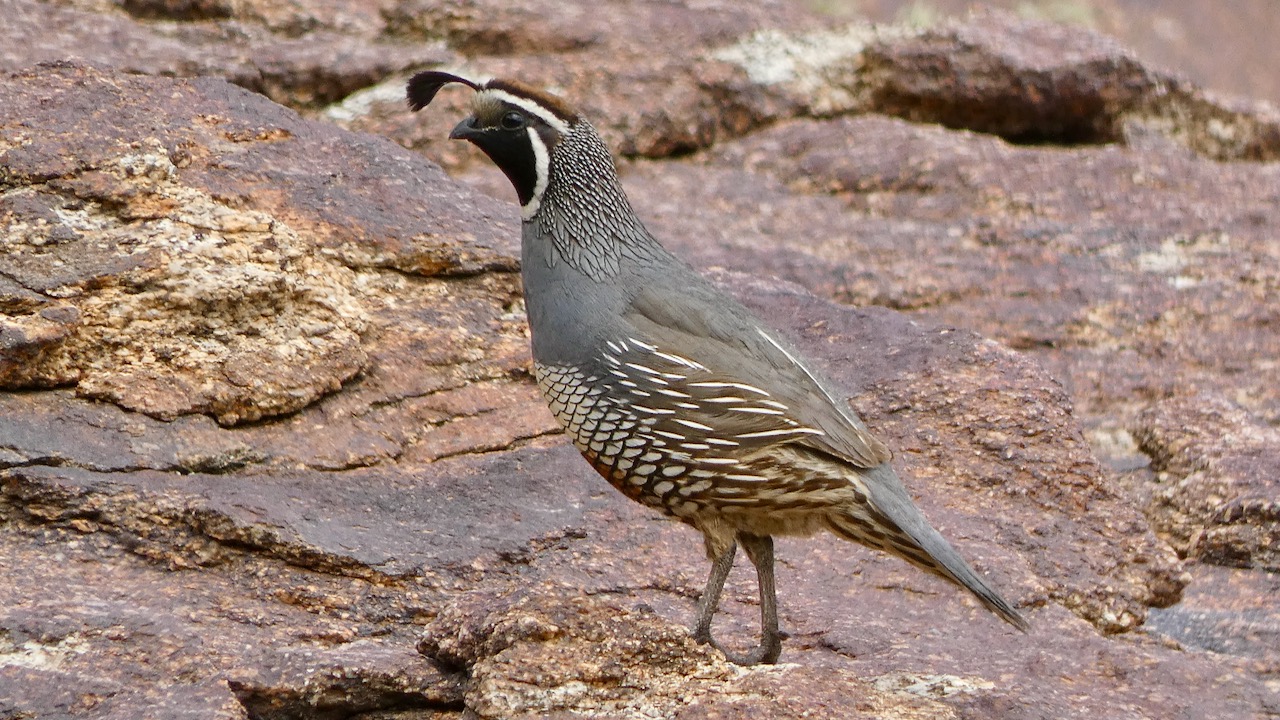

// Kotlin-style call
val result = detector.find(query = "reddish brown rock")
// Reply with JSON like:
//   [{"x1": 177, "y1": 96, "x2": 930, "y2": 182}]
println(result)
[
  {"x1": 1145, "y1": 563, "x2": 1280, "y2": 678},
  {"x1": 0, "y1": 514, "x2": 460, "y2": 718},
  {"x1": 850, "y1": 0, "x2": 1280, "y2": 109},
  {"x1": 2, "y1": 7, "x2": 1280, "y2": 719},
  {"x1": 382, "y1": 0, "x2": 813, "y2": 57},
  {"x1": 1135, "y1": 395, "x2": 1280, "y2": 570},
  {"x1": 1, "y1": 0, "x2": 453, "y2": 109},
  {"x1": 0, "y1": 62, "x2": 524, "y2": 426},
  {"x1": 348, "y1": 8, "x2": 1280, "y2": 170},
  {"x1": 420, "y1": 586, "x2": 956, "y2": 719},
  {"x1": 855, "y1": 9, "x2": 1280, "y2": 159}
]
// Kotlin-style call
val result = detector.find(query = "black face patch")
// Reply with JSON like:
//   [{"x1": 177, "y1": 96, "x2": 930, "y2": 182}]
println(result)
[{"x1": 462, "y1": 118, "x2": 540, "y2": 207}]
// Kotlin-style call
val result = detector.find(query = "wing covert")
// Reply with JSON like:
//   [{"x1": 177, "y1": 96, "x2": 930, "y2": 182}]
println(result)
[{"x1": 623, "y1": 285, "x2": 893, "y2": 469}]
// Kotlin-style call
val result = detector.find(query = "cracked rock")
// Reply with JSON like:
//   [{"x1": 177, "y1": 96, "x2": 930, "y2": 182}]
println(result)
[{"x1": 2, "y1": 9, "x2": 1280, "y2": 719}]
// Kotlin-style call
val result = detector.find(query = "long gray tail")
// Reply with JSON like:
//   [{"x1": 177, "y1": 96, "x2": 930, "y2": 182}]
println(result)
[{"x1": 827, "y1": 464, "x2": 1029, "y2": 632}]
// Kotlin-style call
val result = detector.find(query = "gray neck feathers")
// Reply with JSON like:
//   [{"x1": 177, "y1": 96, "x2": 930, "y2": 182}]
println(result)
[{"x1": 526, "y1": 120, "x2": 662, "y2": 280}]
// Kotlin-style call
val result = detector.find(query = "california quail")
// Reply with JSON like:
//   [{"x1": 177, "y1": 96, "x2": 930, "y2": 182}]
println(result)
[{"x1": 408, "y1": 72, "x2": 1028, "y2": 665}]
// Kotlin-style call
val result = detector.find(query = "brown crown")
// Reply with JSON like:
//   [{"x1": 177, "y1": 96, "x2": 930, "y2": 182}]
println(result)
[{"x1": 483, "y1": 79, "x2": 580, "y2": 125}]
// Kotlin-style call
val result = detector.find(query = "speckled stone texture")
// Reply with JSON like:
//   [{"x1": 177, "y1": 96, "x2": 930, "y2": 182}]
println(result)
[{"x1": 2, "y1": 5, "x2": 1280, "y2": 719}]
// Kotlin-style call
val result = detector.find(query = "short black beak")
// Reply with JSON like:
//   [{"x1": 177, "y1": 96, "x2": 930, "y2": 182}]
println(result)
[{"x1": 449, "y1": 117, "x2": 482, "y2": 140}]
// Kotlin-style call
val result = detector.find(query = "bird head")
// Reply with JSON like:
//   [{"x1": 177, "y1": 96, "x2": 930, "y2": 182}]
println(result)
[{"x1": 407, "y1": 72, "x2": 581, "y2": 218}]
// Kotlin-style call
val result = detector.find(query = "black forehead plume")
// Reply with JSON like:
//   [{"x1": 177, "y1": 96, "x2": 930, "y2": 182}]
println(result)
[{"x1": 406, "y1": 71, "x2": 481, "y2": 112}]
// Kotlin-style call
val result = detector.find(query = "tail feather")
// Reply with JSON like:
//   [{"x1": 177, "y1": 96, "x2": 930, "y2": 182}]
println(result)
[{"x1": 829, "y1": 465, "x2": 1029, "y2": 632}]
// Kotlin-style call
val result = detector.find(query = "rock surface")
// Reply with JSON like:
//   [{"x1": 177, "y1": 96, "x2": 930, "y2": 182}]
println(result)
[
  {"x1": 2, "y1": 4, "x2": 1279, "y2": 720},
  {"x1": 1135, "y1": 396, "x2": 1280, "y2": 571}
]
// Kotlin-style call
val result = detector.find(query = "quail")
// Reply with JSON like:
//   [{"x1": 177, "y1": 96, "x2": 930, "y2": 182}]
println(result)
[{"x1": 407, "y1": 72, "x2": 1028, "y2": 665}]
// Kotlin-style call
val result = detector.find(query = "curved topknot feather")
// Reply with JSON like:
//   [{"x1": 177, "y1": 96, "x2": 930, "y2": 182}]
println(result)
[{"x1": 407, "y1": 71, "x2": 481, "y2": 111}]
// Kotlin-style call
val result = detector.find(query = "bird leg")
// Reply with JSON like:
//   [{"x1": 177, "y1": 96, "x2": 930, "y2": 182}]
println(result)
[
  {"x1": 692, "y1": 541, "x2": 735, "y2": 649},
  {"x1": 691, "y1": 533, "x2": 783, "y2": 665},
  {"x1": 738, "y1": 533, "x2": 782, "y2": 664}
]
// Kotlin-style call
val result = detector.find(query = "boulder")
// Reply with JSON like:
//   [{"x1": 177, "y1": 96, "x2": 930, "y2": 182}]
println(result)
[{"x1": 2, "y1": 4, "x2": 1279, "y2": 718}]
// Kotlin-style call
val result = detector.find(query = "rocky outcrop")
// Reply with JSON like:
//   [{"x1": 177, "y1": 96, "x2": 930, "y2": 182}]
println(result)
[
  {"x1": 1136, "y1": 396, "x2": 1280, "y2": 570},
  {"x1": 2, "y1": 4, "x2": 1279, "y2": 719}
]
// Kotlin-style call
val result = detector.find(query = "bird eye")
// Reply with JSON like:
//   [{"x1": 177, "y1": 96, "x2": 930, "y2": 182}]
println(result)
[{"x1": 499, "y1": 111, "x2": 527, "y2": 131}]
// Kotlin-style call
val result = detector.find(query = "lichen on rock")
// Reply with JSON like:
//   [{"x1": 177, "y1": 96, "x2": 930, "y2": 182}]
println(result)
[{"x1": 2, "y1": 139, "x2": 368, "y2": 424}]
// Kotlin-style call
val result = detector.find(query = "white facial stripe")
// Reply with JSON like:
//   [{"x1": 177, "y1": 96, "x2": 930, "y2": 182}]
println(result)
[
  {"x1": 483, "y1": 89, "x2": 572, "y2": 136},
  {"x1": 522, "y1": 126, "x2": 550, "y2": 220}
]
